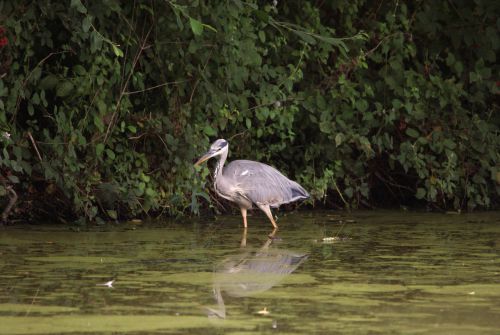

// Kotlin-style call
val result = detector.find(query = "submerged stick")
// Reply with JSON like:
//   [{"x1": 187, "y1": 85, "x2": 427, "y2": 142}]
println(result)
[{"x1": 1, "y1": 185, "x2": 18, "y2": 222}]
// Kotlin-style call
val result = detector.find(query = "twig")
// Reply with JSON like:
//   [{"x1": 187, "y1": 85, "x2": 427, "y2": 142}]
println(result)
[
  {"x1": 243, "y1": 96, "x2": 302, "y2": 113},
  {"x1": 374, "y1": 171, "x2": 414, "y2": 192},
  {"x1": 155, "y1": 134, "x2": 169, "y2": 151},
  {"x1": 228, "y1": 131, "x2": 248, "y2": 141},
  {"x1": 189, "y1": 48, "x2": 214, "y2": 103},
  {"x1": 334, "y1": 219, "x2": 347, "y2": 238},
  {"x1": 364, "y1": 32, "x2": 400, "y2": 57},
  {"x1": 12, "y1": 51, "x2": 70, "y2": 123},
  {"x1": 104, "y1": 27, "x2": 153, "y2": 143},
  {"x1": 25, "y1": 287, "x2": 40, "y2": 316},
  {"x1": 128, "y1": 133, "x2": 148, "y2": 140},
  {"x1": 124, "y1": 80, "x2": 189, "y2": 95},
  {"x1": 22, "y1": 51, "x2": 70, "y2": 87},
  {"x1": 27, "y1": 132, "x2": 43, "y2": 162},
  {"x1": 332, "y1": 181, "x2": 349, "y2": 209}
]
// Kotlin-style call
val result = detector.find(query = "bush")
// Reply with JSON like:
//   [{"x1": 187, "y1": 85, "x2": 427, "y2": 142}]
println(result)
[{"x1": 0, "y1": 1, "x2": 498, "y2": 222}]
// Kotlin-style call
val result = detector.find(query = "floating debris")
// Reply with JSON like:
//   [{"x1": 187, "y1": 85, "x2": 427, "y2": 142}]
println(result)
[
  {"x1": 96, "y1": 280, "x2": 114, "y2": 288},
  {"x1": 319, "y1": 236, "x2": 352, "y2": 244},
  {"x1": 446, "y1": 210, "x2": 462, "y2": 215},
  {"x1": 327, "y1": 216, "x2": 356, "y2": 223},
  {"x1": 468, "y1": 291, "x2": 475, "y2": 295},
  {"x1": 257, "y1": 307, "x2": 270, "y2": 316}
]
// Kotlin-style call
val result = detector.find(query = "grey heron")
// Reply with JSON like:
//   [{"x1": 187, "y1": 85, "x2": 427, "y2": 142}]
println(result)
[{"x1": 194, "y1": 139, "x2": 309, "y2": 228}]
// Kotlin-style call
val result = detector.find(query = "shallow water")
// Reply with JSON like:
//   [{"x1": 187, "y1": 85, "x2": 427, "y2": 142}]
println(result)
[{"x1": 1, "y1": 210, "x2": 500, "y2": 334}]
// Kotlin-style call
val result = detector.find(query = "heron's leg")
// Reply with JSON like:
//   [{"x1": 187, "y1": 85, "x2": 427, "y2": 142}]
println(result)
[
  {"x1": 262, "y1": 228, "x2": 277, "y2": 249},
  {"x1": 257, "y1": 204, "x2": 278, "y2": 229},
  {"x1": 240, "y1": 207, "x2": 248, "y2": 228},
  {"x1": 240, "y1": 227, "x2": 247, "y2": 248}
]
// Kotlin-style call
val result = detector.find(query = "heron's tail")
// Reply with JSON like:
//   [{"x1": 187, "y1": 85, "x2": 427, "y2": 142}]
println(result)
[{"x1": 291, "y1": 185, "x2": 309, "y2": 200}]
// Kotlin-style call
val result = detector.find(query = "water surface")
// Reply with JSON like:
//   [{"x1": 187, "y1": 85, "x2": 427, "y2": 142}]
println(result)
[{"x1": 1, "y1": 211, "x2": 499, "y2": 334}]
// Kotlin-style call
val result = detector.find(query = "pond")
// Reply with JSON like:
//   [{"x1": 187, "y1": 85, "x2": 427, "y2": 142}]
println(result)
[{"x1": 1, "y1": 210, "x2": 499, "y2": 334}]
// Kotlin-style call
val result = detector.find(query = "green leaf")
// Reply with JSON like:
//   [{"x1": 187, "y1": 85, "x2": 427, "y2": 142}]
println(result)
[
  {"x1": 112, "y1": 44, "x2": 124, "y2": 57},
  {"x1": 140, "y1": 173, "x2": 151, "y2": 183},
  {"x1": 96, "y1": 143, "x2": 105, "y2": 157},
  {"x1": 189, "y1": 18, "x2": 203, "y2": 36},
  {"x1": 314, "y1": 35, "x2": 349, "y2": 53},
  {"x1": 70, "y1": 0, "x2": 87, "y2": 14},
  {"x1": 82, "y1": 16, "x2": 91, "y2": 32},
  {"x1": 446, "y1": 53, "x2": 455, "y2": 66},
  {"x1": 93, "y1": 115, "x2": 104, "y2": 133},
  {"x1": 27, "y1": 103, "x2": 34, "y2": 116},
  {"x1": 106, "y1": 149, "x2": 116, "y2": 160},
  {"x1": 258, "y1": 30, "x2": 266, "y2": 43},
  {"x1": 56, "y1": 81, "x2": 74, "y2": 97},
  {"x1": 39, "y1": 75, "x2": 59, "y2": 90},
  {"x1": 96, "y1": 99, "x2": 107, "y2": 115},
  {"x1": 196, "y1": 191, "x2": 211, "y2": 202},
  {"x1": 355, "y1": 99, "x2": 369, "y2": 112},
  {"x1": 73, "y1": 65, "x2": 87, "y2": 76},
  {"x1": 335, "y1": 133, "x2": 345, "y2": 147},
  {"x1": 145, "y1": 188, "x2": 156, "y2": 197},
  {"x1": 13, "y1": 146, "x2": 22, "y2": 159},
  {"x1": 405, "y1": 128, "x2": 419, "y2": 138},
  {"x1": 32, "y1": 92, "x2": 40, "y2": 105},
  {"x1": 254, "y1": 10, "x2": 269, "y2": 23},
  {"x1": 442, "y1": 139, "x2": 456, "y2": 149},
  {"x1": 106, "y1": 210, "x2": 117, "y2": 220},
  {"x1": 319, "y1": 121, "x2": 332, "y2": 134},
  {"x1": 293, "y1": 30, "x2": 316, "y2": 44},
  {"x1": 416, "y1": 187, "x2": 426, "y2": 199},
  {"x1": 202, "y1": 23, "x2": 217, "y2": 33},
  {"x1": 203, "y1": 125, "x2": 217, "y2": 136},
  {"x1": 7, "y1": 175, "x2": 20, "y2": 183}
]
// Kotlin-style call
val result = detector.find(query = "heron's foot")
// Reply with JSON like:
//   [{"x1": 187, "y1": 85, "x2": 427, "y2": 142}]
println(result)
[{"x1": 268, "y1": 228, "x2": 278, "y2": 239}]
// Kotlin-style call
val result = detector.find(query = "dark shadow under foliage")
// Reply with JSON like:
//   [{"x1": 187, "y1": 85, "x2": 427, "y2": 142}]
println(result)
[{"x1": 0, "y1": 1, "x2": 498, "y2": 222}]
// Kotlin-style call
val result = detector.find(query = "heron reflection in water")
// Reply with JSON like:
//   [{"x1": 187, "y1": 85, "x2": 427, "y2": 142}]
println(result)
[
  {"x1": 195, "y1": 139, "x2": 309, "y2": 229},
  {"x1": 206, "y1": 230, "x2": 308, "y2": 319}
]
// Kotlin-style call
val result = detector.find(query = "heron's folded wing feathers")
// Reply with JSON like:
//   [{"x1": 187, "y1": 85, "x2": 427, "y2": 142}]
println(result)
[{"x1": 225, "y1": 160, "x2": 309, "y2": 207}]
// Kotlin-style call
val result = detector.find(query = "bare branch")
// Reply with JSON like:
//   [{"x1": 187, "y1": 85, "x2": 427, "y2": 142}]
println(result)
[{"x1": 123, "y1": 80, "x2": 189, "y2": 95}]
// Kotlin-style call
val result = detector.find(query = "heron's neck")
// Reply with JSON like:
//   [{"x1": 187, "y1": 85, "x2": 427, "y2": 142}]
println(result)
[{"x1": 214, "y1": 150, "x2": 228, "y2": 180}]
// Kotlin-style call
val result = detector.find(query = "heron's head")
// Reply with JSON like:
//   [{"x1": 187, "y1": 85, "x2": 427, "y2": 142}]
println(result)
[{"x1": 194, "y1": 139, "x2": 228, "y2": 166}]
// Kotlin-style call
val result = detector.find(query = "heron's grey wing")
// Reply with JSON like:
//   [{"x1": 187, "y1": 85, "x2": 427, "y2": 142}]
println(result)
[{"x1": 224, "y1": 160, "x2": 309, "y2": 207}]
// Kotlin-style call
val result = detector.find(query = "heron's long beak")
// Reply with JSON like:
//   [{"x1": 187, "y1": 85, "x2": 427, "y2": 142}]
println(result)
[{"x1": 194, "y1": 150, "x2": 215, "y2": 166}]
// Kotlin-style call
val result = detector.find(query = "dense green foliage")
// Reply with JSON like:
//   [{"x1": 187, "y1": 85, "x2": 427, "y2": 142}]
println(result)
[{"x1": 1, "y1": 0, "x2": 499, "y2": 222}]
